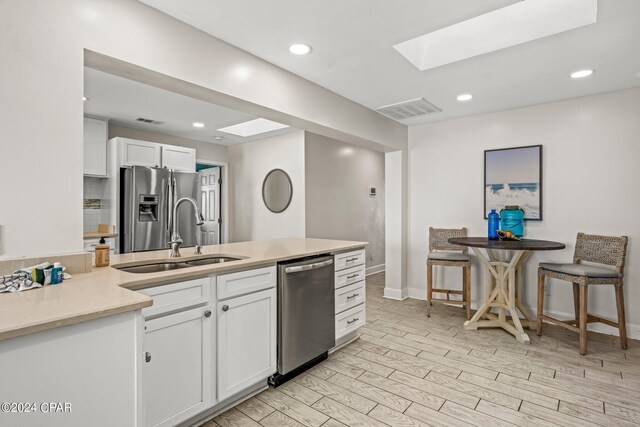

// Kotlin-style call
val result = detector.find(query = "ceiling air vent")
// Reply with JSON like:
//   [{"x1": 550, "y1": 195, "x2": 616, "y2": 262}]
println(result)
[
  {"x1": 133, "y1": 117, "x2": 163, "y2": 125},
  {"x1": 375, "y1": 98, "x2": 441, "y2": 121}
]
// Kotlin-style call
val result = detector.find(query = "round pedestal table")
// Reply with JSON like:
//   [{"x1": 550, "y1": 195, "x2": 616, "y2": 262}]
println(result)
[{"x1": 448, "y1": 237, "x2": 565, "y2": 344}]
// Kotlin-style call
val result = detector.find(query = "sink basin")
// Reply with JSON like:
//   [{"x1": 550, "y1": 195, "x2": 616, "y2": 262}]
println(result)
[
  {"x1": 116, "y1": 262, "x2": 191, "y2": 274},
  {"x1": 114, "y1": 256, "x2": 242, "y2": 274},
  {"x1": 183, "y1": 256, "x2": 240, "y2": 266}
]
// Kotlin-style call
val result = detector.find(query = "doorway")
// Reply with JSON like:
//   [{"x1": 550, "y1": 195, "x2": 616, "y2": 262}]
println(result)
[{"x1": 197, "y1": 162, "x2": 225, "y2": 244}]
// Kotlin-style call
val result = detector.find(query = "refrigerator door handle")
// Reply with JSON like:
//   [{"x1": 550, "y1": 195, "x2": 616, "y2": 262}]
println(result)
[
  {"x1": 166, "y1": 179, "x2": 171, "y2": 234},
  {"x1": 168, "y1": 176, "x2": 177, "y2": 236}
]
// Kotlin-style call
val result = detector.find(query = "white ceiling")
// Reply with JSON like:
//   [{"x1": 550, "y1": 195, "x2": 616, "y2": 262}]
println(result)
[
  {"x1": 83, "y1": 67, "x2": 297, "y2": 144},
  {"x1": 140, "y1": 0, "x2": 640, "y2": 126}
]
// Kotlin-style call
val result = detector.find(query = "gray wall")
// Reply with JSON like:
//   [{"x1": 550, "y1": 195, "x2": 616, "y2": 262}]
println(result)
[
  {"x1": 0, "y1": 0, "x2": 403, "y2": 258},
  {"x1": 109, "y1": 124, "x2": 228, "y2": 163},
  {"x1": 407, "y1": 87, "x2": 640, "y2": 338},
  {"x1": 305, "y1": 132, "x2": 385, "y2": 271},
  {"x1": 229, "y1": 131, "x2": 306, "y2": 243}
]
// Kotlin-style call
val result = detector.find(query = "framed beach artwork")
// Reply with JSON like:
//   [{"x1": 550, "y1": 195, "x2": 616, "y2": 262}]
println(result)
[{"x1": 484, "y1": 145, "x2": 542, "y2": 220}]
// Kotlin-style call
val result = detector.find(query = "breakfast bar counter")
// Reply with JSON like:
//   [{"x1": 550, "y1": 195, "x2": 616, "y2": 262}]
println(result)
[{"x1": 0, "y1": 238, "x2": 366, "y2": 341}]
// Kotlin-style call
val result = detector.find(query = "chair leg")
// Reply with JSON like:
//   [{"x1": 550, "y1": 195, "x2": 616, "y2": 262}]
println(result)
[
  {"x1": 464, "y1": 266, "x2": 471, "y2": 320},
  {"x1": 572, "y1": 283, "x2": 580, "y2": 320},
  {"x1": 579, "y1": 284, "x2": 589, "y2": 355},
  {"x1": 615, "y1": 286, "x2": 628, "y2": 350},
  {"x1": 426, "y1": 264, "x2": 433, "y2": 317},
  {"x1": 536, "y1": 274, "x2": 545, "y2": 336}
]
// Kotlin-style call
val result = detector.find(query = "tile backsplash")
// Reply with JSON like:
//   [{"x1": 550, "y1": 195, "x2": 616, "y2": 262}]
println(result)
[{"x1": 83, "y1": 177, "x2": 109, "y2": 232}]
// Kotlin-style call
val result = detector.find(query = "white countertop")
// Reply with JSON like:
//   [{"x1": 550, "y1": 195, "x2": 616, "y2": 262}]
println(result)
[{"x1": 0, "y1": 238, "x2": 367, "y2": 341}]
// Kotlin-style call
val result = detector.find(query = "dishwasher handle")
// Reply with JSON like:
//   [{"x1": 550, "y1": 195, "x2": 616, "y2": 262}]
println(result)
[{"x1": 284, "y1": 259, "x2": 333, "y2": 274}]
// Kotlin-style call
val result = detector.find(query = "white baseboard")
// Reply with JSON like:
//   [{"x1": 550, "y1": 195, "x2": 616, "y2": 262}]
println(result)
[
  {"x1": 405, "y1": 287, "x2": 640, "y2": 340},
  {"x1": 407, "y1": 287, "x2": 427, "y2": 300},
  {"x1": 383, "y1": 287, "x2": 408, "y2": 301},
  {"x1": 366, "y1": 264, "x2": 385, "y2": 276}
]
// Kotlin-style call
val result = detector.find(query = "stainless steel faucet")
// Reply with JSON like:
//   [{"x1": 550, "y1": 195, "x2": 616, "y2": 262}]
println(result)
[{"x1": 168, "y1": 197, "x2": 205, "y2": 257}]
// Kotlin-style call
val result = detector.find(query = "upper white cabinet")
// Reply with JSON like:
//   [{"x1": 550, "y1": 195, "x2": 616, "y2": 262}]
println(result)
[
  {"x1": 83, "y1": 117, "x2": 108, "y2": 177},
  {"x1": 161, "y1": 145, "x2": 196, "y2": 172},
  {"x1": 120, "y1": 138, "x2": 162, "y2": 168},
  {"x1": 112, "y1": 137, "x2": 195, "y2": 171}
]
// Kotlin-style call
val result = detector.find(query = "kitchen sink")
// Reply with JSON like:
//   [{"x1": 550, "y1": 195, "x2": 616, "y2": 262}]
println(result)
[
  {"x1": 183, "y1": 256, "x2": 240, "y2": 266},
  {"x1": 116, "y1": 262, "x2": 191, "y2": 274},
  {"x1": 113, "y1": 256, "x2": 242, "y2": 274}
]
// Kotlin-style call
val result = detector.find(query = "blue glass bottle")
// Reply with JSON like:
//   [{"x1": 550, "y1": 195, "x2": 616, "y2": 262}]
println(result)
[
  {"x1": 488, "y1": 209, "x2": 500, "y2": 240},
  {"x1": 500, "y1": 205, "x2": 525, "y2": 237}
]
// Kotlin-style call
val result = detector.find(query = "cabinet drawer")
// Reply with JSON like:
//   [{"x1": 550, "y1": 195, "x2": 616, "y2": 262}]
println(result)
[
  {"x1": 217, "y1": 266, "x2": 276, "y2": 300},
  {"x1": 334, "y1": 249, "x2": 365, "y2": 271},
  {"x1": 335, "y1": 281, "x2": 366, "y2": 314},
  {"x1": 335, "y1": 304, "x2": 366, "y2": 340},
  {"x1": 140, "y1": 277, "x2": 211, "y2": 318},
  {"x1": 335, "y1": 264, "x2": 365, "y2": 289}
]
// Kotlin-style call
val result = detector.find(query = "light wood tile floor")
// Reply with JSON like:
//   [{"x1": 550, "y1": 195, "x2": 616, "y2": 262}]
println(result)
[{"x1": 203, "y1": 273, "x2": 640, "y2": 427}]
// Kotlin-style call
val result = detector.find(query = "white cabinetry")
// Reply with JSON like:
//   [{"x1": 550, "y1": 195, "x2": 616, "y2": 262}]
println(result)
[
  {"x1": 83, "y1": 117, "x2": 108, "y2": 177},
  {"x1": 139, "y1": 268, "x2": 277, "y2": 423},
  {"x1": 334, "y1": 248, "x2": 366, "y2": 344},
  {"x1": 112, "y1": 137, "x2": 196, "y2": 171},
  {"x1": 120, "y1": 138, "x2": 162, "y2": 168},
  {"x1": 217, "y1": 267, "x2": 277, "y2": 401},
  {"x1": 139, "y1": 277, "x2": 215, "y2": 427},
  {"x1": 161, "y1": 145, "x2": 196, "y2": 172},
  {"x1": 142, "y1": 305, "x2": 213, "y2": 427}
]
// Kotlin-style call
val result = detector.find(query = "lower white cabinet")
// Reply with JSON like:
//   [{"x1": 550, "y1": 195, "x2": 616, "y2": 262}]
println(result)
[
  {"x1": 217, "y1": 288, "x2": 277, "y2": 401},
  {"x1": 333, "y1": 247, "x2": 366, "y2": 344},
  {"x1": 142, "y1": 305, "x2": 214, "y2": 427}
]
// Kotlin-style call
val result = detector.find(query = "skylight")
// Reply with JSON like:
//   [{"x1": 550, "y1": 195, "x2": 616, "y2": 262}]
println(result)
[
  {"x1": 217, "y1": 118, "x2": 289, "y2": 137},
  {"x1": 393, "y1": 0, "x2": 598, "y2": 71}
]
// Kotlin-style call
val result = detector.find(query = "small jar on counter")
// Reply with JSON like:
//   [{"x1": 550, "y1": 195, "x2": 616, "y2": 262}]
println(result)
[{"x1": 95, "y1": 237, "x2": 110, "y2": 267}]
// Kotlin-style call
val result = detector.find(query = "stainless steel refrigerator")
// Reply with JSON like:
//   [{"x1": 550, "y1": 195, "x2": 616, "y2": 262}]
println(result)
[{"x1": 120, "y1": 166, "x2": 200, "y2": 253}]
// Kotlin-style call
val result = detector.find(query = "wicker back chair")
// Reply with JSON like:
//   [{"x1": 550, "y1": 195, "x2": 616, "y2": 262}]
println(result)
[
  {"x1": 537, "y1": 232, "x2": 629, "y2": 355},
  {"x1": 573, "y1": 233, "x2": 628, "y2": 271},
  {"x1": 429, "y1": 228, "x2": 469, "y2": 253},
  {"x1": 426, "y1": 227, "x2": 472, "y2": 319}
]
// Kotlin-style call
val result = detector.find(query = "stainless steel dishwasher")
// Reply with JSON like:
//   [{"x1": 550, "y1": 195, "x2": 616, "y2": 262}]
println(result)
[{"x1": 270, "y1": 254, "x2": 335, "y2": 386}]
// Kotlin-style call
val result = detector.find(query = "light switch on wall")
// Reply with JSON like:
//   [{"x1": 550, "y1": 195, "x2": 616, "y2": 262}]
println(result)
[{"x1": 369, "y1": 187, "x2": 376, "y2": 196}]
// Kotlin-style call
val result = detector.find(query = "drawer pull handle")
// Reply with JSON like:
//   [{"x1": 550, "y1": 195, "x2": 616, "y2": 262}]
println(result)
[
  {"x1": 222, "y1": 305, "x2": 229, "y2": 312},
  {"x1": 145, "y1": 352, "x2": 151, "y2": 363},
  {"x1": 204, "y1": 310, "x2": 212, "y2": 318},
  {"x1": 347, "y1": 318, "x2": 360, "y2": 325},
  {"x1": 346, "y1": 274, "x2": 358, "y2": 280},
  {"x1": 346, "y1": 294, "x2": 359, "y2": 300},
  {"x1": 345, "y1": 257, "x2": 358, "y2": 262}
]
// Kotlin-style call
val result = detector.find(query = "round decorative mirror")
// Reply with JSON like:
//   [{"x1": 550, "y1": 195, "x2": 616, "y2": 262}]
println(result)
[{"x1": 262, "y1": 169, "x2": 293, "y2": 213}]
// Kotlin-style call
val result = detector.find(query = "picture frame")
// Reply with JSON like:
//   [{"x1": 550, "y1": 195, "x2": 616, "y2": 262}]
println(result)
[{"x1": 484, "y1": 145, "x2": 542, "y2": 220}]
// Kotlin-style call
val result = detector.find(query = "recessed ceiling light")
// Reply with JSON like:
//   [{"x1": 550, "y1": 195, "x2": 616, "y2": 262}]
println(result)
[
  {"x1": 457, "y1": 94, "x2": 473, "y2": 102},
  {"x1": 288, "y1": 43, "x2": 312, "y2": 55},
  {"x1": 570, "y1": 69, "x2": 594, "y2": 79},
  {"x1": 213, "y1": 136, "x2": 223, "y2": 141},
  {"x1": 192, "y1": 122, "x2": 205, "y2": 128},
  {"x1": 83, "y1": 96, "x2": 88, "y2": 102},
  {"x1": 217, "y1": 118, "x2": 289, "y2": 137}
]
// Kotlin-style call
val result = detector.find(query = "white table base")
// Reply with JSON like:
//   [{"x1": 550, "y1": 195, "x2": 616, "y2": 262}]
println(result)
[{"x1": 463, "y1": 248, "x2": 535, "y2": 344}]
